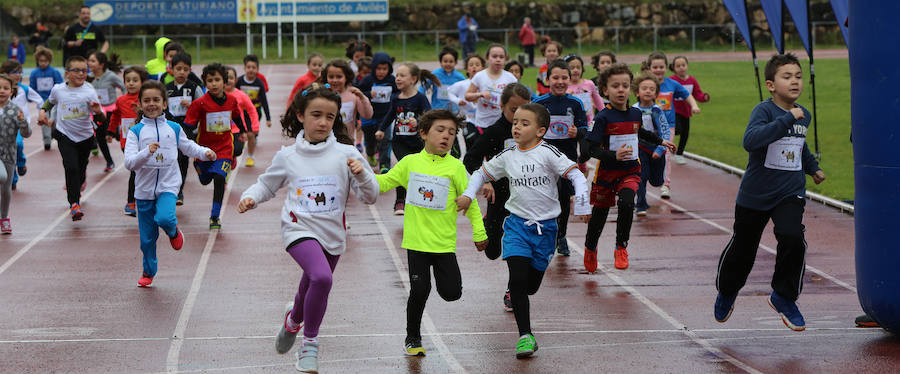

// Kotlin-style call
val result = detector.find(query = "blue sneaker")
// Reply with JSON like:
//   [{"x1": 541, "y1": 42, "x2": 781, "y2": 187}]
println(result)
[
  {"x1": 768, "y1": 291, "x2": 806, "y2": 331},
  {"x1": 556, "y1": 237, "x2": 570, "y2": 256},
  {"x1": 714, "y1": 293, "x2": 737, "y2": 322}
]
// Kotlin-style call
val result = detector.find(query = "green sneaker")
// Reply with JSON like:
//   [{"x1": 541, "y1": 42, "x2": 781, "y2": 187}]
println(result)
[{"x1": 515, "y1": 334, "x2": 538, "y2": 358}]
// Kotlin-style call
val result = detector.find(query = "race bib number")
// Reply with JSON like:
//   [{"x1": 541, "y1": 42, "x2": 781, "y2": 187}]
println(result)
[
  {"x1": 371, "y1": 86, "x2": 392, "y2": 103},
  {"x1": 95, "y1": 89, "x2": 109, "y2": 104},
  {"x1": 120, "y1": 118, "x2": 136, "y2": 135},
  {"x1": 60, "y1": 102, "x2": 89, "y2": 120},
  {"x1": 544, "y1": 114, "x2": 574, "y2": 140},
  {"x1": 641, "y1": 113, "x2": 655, "y2": 132},
  {"x1": 205, "y1": 111, "x2": 231, "y2": 133},
  {"x1": 406, "y1": 172, "x2": 450, "y2": 211},
  {"x1": 147, "y1": 144, "x2": 177, "y2": 169},
  {"x1": 503, "y1": 138, "x2": 516, "y2": 149},
  {"x1": 168, "y1": 96, "x2": 191, "y2": 117},
  {"x1": 37, "y1": 77, "x2": 55, "y2": 91},
  {"x1": 609, "y1": 134, "x2": 638, "y2": 161},
  {"x1": 340, "y1": 101, "x2": 356, "y2": 125},
  {"x1": 437, "y1": 86, "x2": 451, "y2": 100},
  {"x1": 290, "y1": 175, "x2": 341, "y2": 214},
  {"x1": 574, "y1": 92, "x2": 592, "y2": 112},
  {"x1": 764, "y1": 136, "x2": 804, "y2": 171}
]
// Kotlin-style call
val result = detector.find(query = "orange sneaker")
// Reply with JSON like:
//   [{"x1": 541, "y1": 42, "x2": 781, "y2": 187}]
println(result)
[
  {"x1": 583, "y1": 247, "x2": 597, "y2": 273},
  {"x1": 138, "y1": 273, "x2": 153, "y2": 287},
  {"x1": 613, "y1": 245, "x2": 629, "y2": 269}
]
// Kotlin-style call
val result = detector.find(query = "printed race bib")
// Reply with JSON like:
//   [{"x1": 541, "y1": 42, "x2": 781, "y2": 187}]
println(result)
[
  {"x1": 168, "y1": 96, "x2": 190, "y2": 117},
  {"x1": 609, "y1": 134, "x2": 638, "y2": 161},
  {"x1": 120, "y1": 118, "x2": 136, "y2": 135},
  {"x1": 479, "y1": 88, "x2": 501, "y2": 110},
  {"x1": 641, "y1": 113, "x2": 655, "y2": 132},
  {"x1": 241, "y1": 86, "x2": 260, "y2": 103},
  {"x1": 340, "y1": 101, "x2": 356, "y2": 125},
  {"x1": 371, "y1": 86, "x2": 392, "y2": 103},
  {"x1": 764, "y1": 136, "x2": 804, "y2": 171},
  {"x1": 406, "y1": 172, "x2": 450, "y2": 211},
  {"x1": 437, "y1": 86, "x2": 451, "y2": 100},
  {"x1": 681, "y1": 84, "x2": 694, "y2": 97},
  {"x1": 60, "y1": 102, "x2": 89, "y2": 120},
  {"x1": 503, "y1": 138, "x2": 516, "y2": 149},
  {"x1": 289, "y1": 175, "x2": 341, "y2": 214},
  {"x1": 147, "y1": 144, "x2": 177, "y2": 169},
  {"x1": 655, "y1": 92, "x2": 674, "y2": 111},
  {"x1": 205, "y1": 111, "x2": 231, "y2": 133},
  {"x1": 95, "y1": 89, "x2": 109, "y2": 104},
  {"x1": 37, "y1": 77, "x2": 55, "y2": 91},
  {"x1": 394, "y1": 117, "x2": 418, "y2": 136},
  {"x1": 574, "y1": 92, "x2": 592, "y2": 112},
  {"x1": 544, "y1": 114, "x2": 574, "y2": 140}
]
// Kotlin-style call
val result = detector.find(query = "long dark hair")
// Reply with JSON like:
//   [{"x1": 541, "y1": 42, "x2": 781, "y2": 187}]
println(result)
[
  {"x1": 89, "y1": 50, "x2": 123, "y2": 73},
  {"x1": 282, "y1": 82, "x2": 353, "y2": 145}
]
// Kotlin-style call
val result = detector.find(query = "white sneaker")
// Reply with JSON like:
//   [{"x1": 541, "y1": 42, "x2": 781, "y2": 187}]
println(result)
[
  {"x1": 660, "y1": 185, "x2": 671, "y2": 199},
  {"x1": 295, "y1": 341, "x2": 319, "y2": 373},
  {"x1": 674, "y1": 155, "x2": 686, "y2": 164}
]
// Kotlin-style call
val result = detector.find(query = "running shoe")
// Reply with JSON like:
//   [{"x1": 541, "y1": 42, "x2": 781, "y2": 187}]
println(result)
[
  {"x1": 138, "y1": 272, "x2": 153, "y2": 287},
  {"x1": 583, "y1": 247, "x2": 597, "y2": 273},
  {"x1": 515, "y1": 334, "x2": 538, "y2": 358},
  {"x1": 124, "y1": 203, "x2": 136, "y2": 217},
  {"x1": 209, "y1": 216, "x2": 221, "y2": 230},
  {"x1": 503, "y1": 290, "x2": 513, "y2": 312},
  {"x1": 613, "y1": 245, "x2": 629, "y2": 270},
  {"x1": 276, "y1": 304, "x2": 302, "y2": 354},
  {"x1": 556, "y1": 237, "x2": 570, "y2": 256},
  {"x1": 44, "y1": 144, "x2": 51, "y2": 151},
  {"x1": 17, "y1": 165, "x2": 26, "y2": 176},
  {"x1": 70, "y1": 203, "x2": 84, "y2": 221},
  {"x1": 104, "y1": 162, "x2": 115, "y2": 173},
  {"x1": 660, "y1": 185, "x2": 671, "y2": 199},
  {"x1": 91, "y1": 149, "x2": 99, "y2": 156},
  {"x1": 0, "y1": 218, "x2": 11, "y2": 235},
  {"x1": 768, "y1": 291, "x2": 806, "y2": 331},
  {"x1": 855, "y1": 314, "x2": 879, "y2": 328},
  {"x1": 635, "y1": 209, "x2": 647, "y2": 217},
  {"x1": 169, "y1": 228, "x2": 184, "y2": 251},
  {"x1": 404, "y1": 336, "x2": 426, "y2": 356},
  {"x1": 714, "y1": 293, "x2": 737, "y2": 322},
  {"x1": 393, "y1": 202, "x2": 405, "y2": 216},
  {"x1": 176, "y1": 193, "x2": 184, "y2": 206},
  {"x1": 245, "y1": 156, "x2": 255, "y2": 167},
  {"x1": 674, "y1": 155, "x2": 687, "y2": 165},
  {"x1": 295, "y1": 341, "x2": 319, "y2": 373}
]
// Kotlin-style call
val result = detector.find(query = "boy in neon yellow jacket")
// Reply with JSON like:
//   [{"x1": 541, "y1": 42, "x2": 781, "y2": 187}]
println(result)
[{"x1": 375, "y1": 109, "x2": 488, "y2": 357}]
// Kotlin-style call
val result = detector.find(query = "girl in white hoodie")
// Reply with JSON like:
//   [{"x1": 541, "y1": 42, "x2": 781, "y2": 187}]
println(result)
[
  {"x1": 124, "y1": 80, "x2": 216, "y2": 288},
  {"x1": 238, "y1": 83, "x2": 378, "y2": 373}
]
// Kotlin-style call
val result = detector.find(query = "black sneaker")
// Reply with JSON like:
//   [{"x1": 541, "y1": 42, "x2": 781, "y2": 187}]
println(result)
[
  {"x1": 503, "y1": 290, "x2": 513, "y2": 312},
  {"x1": 855, "y1": 314, "x2": 879, "y2": 328},
  {"x1": 176, "y1": 193, "x2": 184, "y2": 206},
  {"x1": 209, "y1": 216, "x2": 221, "y2": 230},
  {"x1": 17, "y1": 165, "x2": 26, "y2": 176},
  {"x1": 556, "y1": 237, "x2": 570, "y2": 256},
  {"x1": 404, "y1": 336, "x2": 425, "y2": 356}
]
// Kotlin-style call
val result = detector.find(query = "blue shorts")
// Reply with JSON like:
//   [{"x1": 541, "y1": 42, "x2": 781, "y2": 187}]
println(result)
[
  {"x1": 501, "y1": 214, "x2": 558, "y2": 271},
  {"x1": 194, "y1": 158, "x2": 232, "y2": 184}
]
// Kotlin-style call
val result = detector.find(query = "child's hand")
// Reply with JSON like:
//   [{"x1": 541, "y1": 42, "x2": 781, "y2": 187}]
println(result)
[
  {"x1": 790, "y1": 107, "x2": 804, "y2": 120},
  {"x1": 237, "y1": 197, "x2": 255, "y2": 213},
  {"x1": 349, "y1": 87, "x2": 365, "y2": 98},
  {"x1": 615, "y1": 143, "x2": 633, "y2": 161},
  {"x1": 691, "y1": 105, "x2": 701, "y2": 115},
  {"x1": 480, "y1": 183, "x2": 495, "y2": 203},
  {"x1": 205, "y1": 150, "x2": 217, "y2": 161},
  {"x1": 266, "y1": 120, "x2": 272, "y2": 128},
  {"x1": 37, "y1": 110, "x2": 48, "y2": 126},
  {"x1": 90, "y1": 102, "x2": 102, "y2": 114},
  {"x1": 181, "y1": 99, "x2": 190, "y2": 107},
  {"x1": 347, "y1": 157, "x2": 364, "y2": 175},
  {"x1": 459, "y1": 99, "x2": 467, "y2": 106},
  {"x1": 813, "y1": 170, "x2": 826, "y2": 184},
  {"x1": 17, "y1": 109, "x2": 25, "y2": 121},
  {"x1": 567, "y1": 124, "x2": 577, "y2": 138},
  {"x1": 474, "y1": 240, "x2": 488, "y2": 252},
  {"x1": 408, "y1": 118, "x2": 417, "y2": 128},
  {"x1": 652, "y1": 152, "x2": 661, "y2": 159},
  {"x1": 661, "y1": 139, "x2": 677, "y2": 153},
  {"x1": 148, "y1": 142, "x2": 160, "y2": 154},
  {"x1": 577, "y1": 214, "x2": 591, "y2": 223},
  {"x1": 239, "y1": 133, "x2": 248, "y2": 142},
  {"x1": 105, "y1": 135, "x2": 113, "y2": 143},
  {"x1": 375, "y1": 130, "x2": 384, "y2": 140},
  {"x1": 481, "y1": 91, "x2": 492, "y2": 100},
  {"x1": 455, "y1": 195, "x2": 473, "y2": 213}
]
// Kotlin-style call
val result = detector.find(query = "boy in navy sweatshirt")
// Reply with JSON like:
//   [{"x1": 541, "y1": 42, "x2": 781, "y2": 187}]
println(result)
[
  {"x1": 356, "y1": 52, "x2": 397, "y2": 172},
  {"x1": 165, "y1": 52, "x2": 204, "y2": 205},
  {"x1": 713, "y1": 53, "x2": 826, "y2": 332}
]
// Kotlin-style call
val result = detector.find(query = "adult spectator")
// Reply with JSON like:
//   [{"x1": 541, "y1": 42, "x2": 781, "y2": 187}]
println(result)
[
  {"x1": 7, "y1": 35, "x2": 25, "y2": 64},
  {"x1": 29, "y1": 21, "x2": 53, "y2": 49},
  {"x1": 458, "y1": 14, "x2": 479, "y2": 58},
  {"x1": 63, "y1": 6, "x2": 108, "y2": 64},
  {"x1": 518, "y1": 17, "x2": 536, "y2": 67}
]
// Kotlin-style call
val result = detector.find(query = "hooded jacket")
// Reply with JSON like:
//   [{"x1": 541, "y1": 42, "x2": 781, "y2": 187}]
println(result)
[
  {"x1": 145, "y1": 37, "x2": 172, "y2": 80},
  {"x1": 355, "y1": 52, "x2": 397, "y2": 125}
]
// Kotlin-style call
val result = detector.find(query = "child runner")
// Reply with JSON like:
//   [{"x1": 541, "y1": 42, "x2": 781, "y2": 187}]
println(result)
[
  {"x1": 590, "y1": 50, "x2": 616, "y2": 90},
  {"x1": 0, "y1": 73, "x2": 30, "y2": 234},
  {"x1": 125, "y1": 80, "x2": 215, "y2": 287},
  {"x1": 631, "y1": 72, "x2": 670, "y2": 217},
  {"x1": 1, "y1": 60, "x2": 42, "y2": 190},
  {"x1": 287, "y1": 53, "x2": 324, "y2": 109},
  {"x1": 462, "y1": 83, "x2": 532, "y2": 311},
  {"x1": 421, "y1": 47, "x2": 466, "y2": 114},
  {"x1": 145, "y1": 37, "x2": 173, "y2": 81},
  {"x1": 87, "y1": 50, "x2": 124, "y2": 172},
  {"x1": 536, "y1": 40, "x2": 562, "y2": 95},
  {"x1": 322, "y1": 59, "x2": 373, "y2": 159},
  {"x1": 29, "y1": 46, "x2": 63, "y2": 150},
  {"x1": 564, "y1": 54, "x2": 604, "y2": 120},
  {"x1": 375, "y1": 109, "x2": 488, "y2": 356},
  {"x1": 356, "y1": 52, "x2": 397, "y2": 173},
  {"x1": 504, "y1": 60, "x2": 535, "y2": 99},
  {"x1": 643, "y1": 51, "x2": 700, "y2": 199},
  {"x1": 239, "y1": 84, "x2": 378, "y2": 373},
  {"x1": 108, "y1": 66, "x2": 148, "y2": 216},
  {"x1": 184, "y1": 63, "x2": 247, "y2": 229},
  {"x1": 165, "y1": 52, "x2": 204, "y2": 206},
  {"x1": 224, "y1": 66, "x2": 256, "y2": 162},
  {"x1": 457, "y1": 103, "x2": 591, "y2": 358},
  {"x1": 353, "y1": 56, "x2": 372, "y2": 87},
  {"x1": 37, "y1": 56, "x2": 105, "y2": 220},
  {"x1": 236, "y1": 54, "x2": 270, "y2": 167},
  {"x1": 533, "y1": 59, "x2": 589, "y2": 256},
  {"x1": 669, "y1": 55, "x2": 710, "y2": 164},
  {"x1": 447, "y1": 55, "x2": 484, "y2": 155},
  {"x1": 345, "y1": 39, "x2": 372, "y2": 74},
  {"x1": 464, "y1": 44, "x2": 517, "y2": 149},
  {"x1": 582, "y1": 63, "x2": 675, "y2": 272},
  {"x1": 714, "y1": 53, "x2": 825, "y2": 332},
  {"x1": 375, "y1": 62, "x2": 436, "y2": 215}
]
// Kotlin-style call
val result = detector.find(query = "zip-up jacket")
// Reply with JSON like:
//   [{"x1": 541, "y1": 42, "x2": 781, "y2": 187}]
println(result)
[{"x1": 125, "y1": 116, "x2": 213, "y2": 200}]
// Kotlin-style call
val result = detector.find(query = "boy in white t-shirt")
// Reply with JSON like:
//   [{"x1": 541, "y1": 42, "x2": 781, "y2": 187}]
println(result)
[
  {"x1": 37, "y1": 55, "x2": 104, "y2": 220},
  {"x1": 457, "y1": 103, "x2": 590, "y2": 359}
]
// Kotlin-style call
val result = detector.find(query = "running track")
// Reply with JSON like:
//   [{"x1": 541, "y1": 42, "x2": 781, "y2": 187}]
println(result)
[{"x1": 2, "y1": 62, "x2": 898, "y2": 373}]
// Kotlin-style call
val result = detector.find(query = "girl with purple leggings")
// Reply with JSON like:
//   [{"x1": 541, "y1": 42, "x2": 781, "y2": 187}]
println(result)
[{"x1": 238, "y1": 83, "x2": 379, "y2": 373}]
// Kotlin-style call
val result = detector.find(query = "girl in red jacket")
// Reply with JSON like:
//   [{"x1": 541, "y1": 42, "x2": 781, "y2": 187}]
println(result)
[
  {"x1": 108, "y1": 66, "x2": 149, "y2": 216},
  {"x1": 668, "y1": 56, "x2": 709, "y2": 164}
]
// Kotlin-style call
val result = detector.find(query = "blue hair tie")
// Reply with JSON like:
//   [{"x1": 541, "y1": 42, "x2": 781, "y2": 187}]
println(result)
[{"x1": 301, "y1": 83, "x2": 331, "y2": 96}]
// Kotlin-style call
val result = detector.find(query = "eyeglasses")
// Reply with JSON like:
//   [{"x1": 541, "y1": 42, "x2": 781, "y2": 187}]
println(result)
[{"x1": 67, "y1": 68, "x2": 88, "y2": 74}]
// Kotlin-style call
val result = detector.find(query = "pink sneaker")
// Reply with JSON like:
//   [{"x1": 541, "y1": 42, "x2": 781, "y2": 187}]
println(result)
[
  {"x1": 1, "y1": 218, "x2": 11, "y2": 234},
  {"x1": 169, "y1": 228, "x2": 184, "y2": 251}
]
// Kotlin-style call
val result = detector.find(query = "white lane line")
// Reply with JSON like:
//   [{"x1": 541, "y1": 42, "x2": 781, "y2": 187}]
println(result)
[
  {"x1": 568, "y1": 240, "x2": 763, "y2": 374},
  {"x1": 367, "y1": 205, "x2": 466, "y2": 374},
  {"x1": 647, "y1": 192, "x2": 858, "y2": 293},
  {"x1": 0, "y1": 165, "x2": 123, "y2": 277},
  {"x1": 165, "y1": 162, "x2": 243, "y2": 373}
]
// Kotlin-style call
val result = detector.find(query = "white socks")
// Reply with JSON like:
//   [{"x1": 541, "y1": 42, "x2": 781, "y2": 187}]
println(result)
[{"x1": 302, "y1": 336, "x2": 318, "y2": 346}]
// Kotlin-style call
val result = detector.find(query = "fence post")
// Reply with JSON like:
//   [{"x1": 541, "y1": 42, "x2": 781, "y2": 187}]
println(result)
[
  {"x1": 402, "y1": 31, "x2": 407, "y2": 60},
  {"x1": 615, "y1": 26, "x2": 619, "y2": 53},
  {"x1": 195, "y1": 35, "x2": 200, "y2": 61},
  {"x1": 293, "y1": 20, "x2": 298, "y2": 60},
  {"x1": 653, "y1": 26, "x2": 658, "y2": 50},
  {"x1": 211, "y1": 24, "x2": 215, "y2": 49},
  {"x1": 246, "y1": 22, "x2": 252, "y2": 55},
  {"x1": 303, "y1": 33, "x2": 308, "y2": 61},
  {"x1": 141, "y1": 35, "x2": 147, "y2": 63},
  {"x1": 731, "y1": 23, "x2": 736, "y2": 52},
  {"x1": 435, "y1": 31, "x2": 439, "y2": 57},
  {"x1": 691, "y1": 24, "x2": 696, "y2": 52},
  {"x1": 504, "y1": 30, "x2": 509, "y2": 53},
  {"x1": 262, "y1": 23, "x2": 267, "y2": 59},
  {"x1": 277, "y1": 0, "x2": 282, "y2": 58},
  {"x1": 577, "y1": 27, "x2": 582, "y2": 55},
  {"x1": 379, "y1": 32, "x2": 383, "y2": 50}
]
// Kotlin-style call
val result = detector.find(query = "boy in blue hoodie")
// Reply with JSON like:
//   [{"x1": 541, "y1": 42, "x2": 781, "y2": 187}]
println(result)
[
  {"x1": 355, "y1": 52, "x2": 397, "y2": 172},
  {"x1": 29, "y1": 47, "x2": 62, "y2": 150}
]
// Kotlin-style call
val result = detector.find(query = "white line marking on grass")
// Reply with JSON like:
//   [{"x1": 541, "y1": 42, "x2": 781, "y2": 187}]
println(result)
[{"x1": 368, "y1": 205, "x2": 466, "y2": 374}]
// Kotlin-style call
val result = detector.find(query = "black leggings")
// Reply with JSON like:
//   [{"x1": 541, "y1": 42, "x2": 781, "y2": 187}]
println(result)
[
  {"x1": 675, "y1": 114, "x2": 689, "y2": 155},
  {"x1": 406, "y1": 251, "x2": 462, "y2": 340},
  {"x1": 94, "y1": 127, "x2": 114, "y2": 165},
  {"x1": 177, "y1": 126, "x2": 197, "y2": 198},
  {"x1": 54, "y1": 130, "x2": 93, "y2": 204},
  {"x1": 362, "y1": 125, "x2": 379, "y2": 157},
  {"x1": 507, "y1": 256, "x2": 546, "y2": 336},
  {"x1": 584, "y1": 188, "x2": 635, "y2": 251},
  {"x1": 483, "y1": 179, "x2": 511, "y2": 260}
]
